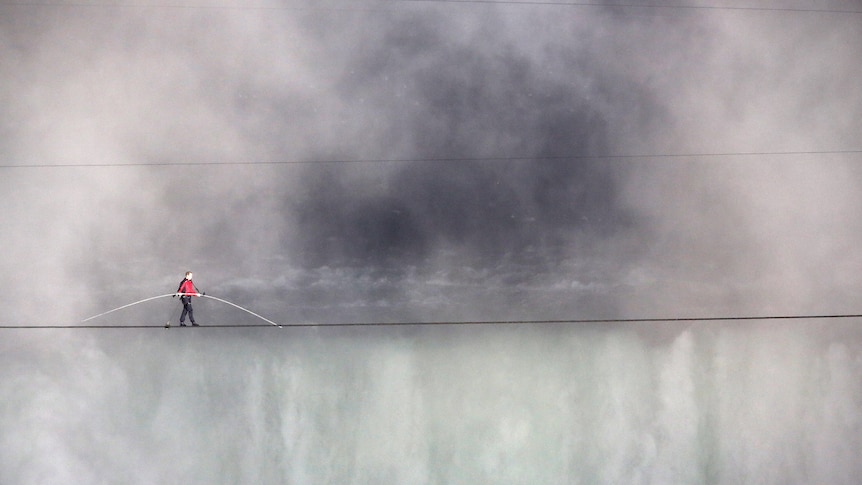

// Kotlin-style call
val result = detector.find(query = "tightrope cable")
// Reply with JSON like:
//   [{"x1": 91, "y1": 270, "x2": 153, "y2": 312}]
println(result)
[{"x1": 5, "y1": 312, "x2": 862, "y2": 329}]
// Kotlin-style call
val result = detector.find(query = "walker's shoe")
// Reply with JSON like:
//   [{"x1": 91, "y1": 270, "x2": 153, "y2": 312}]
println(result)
[
  {"x1": 192, "y1": 323, "x2": 200, "y2": 327},
  {"x1": 180, "y1": 322, "x2": 187, "y2": 326}
]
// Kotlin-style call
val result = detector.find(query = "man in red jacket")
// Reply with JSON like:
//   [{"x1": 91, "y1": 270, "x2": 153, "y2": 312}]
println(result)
[{"x1": 175, "y1": 271, "x2": 202, "y2": 326}]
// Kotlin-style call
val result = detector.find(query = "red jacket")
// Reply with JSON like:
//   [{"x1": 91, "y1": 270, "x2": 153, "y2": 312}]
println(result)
[{"x1": 177, "y1": 279, "x2": 198, "y2": 296}]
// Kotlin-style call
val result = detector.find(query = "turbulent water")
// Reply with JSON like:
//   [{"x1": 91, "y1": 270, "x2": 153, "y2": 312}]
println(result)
[{"x1": 3, "y1": 317, "x2": 861, "y2": 484}]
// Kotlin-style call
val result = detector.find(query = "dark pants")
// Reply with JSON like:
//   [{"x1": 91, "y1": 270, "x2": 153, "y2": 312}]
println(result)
[{"x1": 180, "y1": 296, "x2": 195, "y2": 324}]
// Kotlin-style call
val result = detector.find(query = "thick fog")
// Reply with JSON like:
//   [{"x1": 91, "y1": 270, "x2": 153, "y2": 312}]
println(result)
[{"x1": 2, "y1": 1, "x2": 862, "y2": 483}]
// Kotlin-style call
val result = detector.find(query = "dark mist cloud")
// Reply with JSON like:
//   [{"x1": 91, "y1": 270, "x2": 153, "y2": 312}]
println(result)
[{"x1": 286, "y1": 6, "x2": 663, "y2": 270}]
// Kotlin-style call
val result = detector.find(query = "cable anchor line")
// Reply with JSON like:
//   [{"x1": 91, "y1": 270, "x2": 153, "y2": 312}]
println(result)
[{"x1": 81, "y1": 293, "x2": 283, "y2": 327}]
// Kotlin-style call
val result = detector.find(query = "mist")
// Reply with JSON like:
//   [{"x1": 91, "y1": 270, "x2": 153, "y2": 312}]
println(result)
[{"x1": 2, "y1": 1, "x2": 862, "y2": 483}]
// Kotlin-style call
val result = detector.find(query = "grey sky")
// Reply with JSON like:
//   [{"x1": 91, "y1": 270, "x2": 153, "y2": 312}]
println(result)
[{"x1": 2, "y1": 1, "x2": 862, "y2": 482}]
